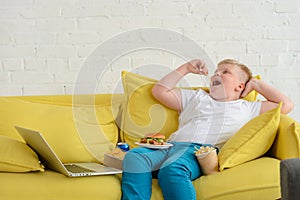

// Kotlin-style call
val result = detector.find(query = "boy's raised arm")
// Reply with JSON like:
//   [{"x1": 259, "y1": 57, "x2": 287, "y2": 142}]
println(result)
[
  {"x1": 152, "y1": 59, "x2": 208, "y2": 112},
  {"x1": 241, "y1": 78, "x2": 294, "y2": 114}
]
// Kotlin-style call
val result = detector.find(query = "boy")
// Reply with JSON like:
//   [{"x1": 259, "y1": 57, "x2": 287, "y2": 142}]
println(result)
[{"x1": 121, "y1": 59, "x2": 294, "y2": 200}]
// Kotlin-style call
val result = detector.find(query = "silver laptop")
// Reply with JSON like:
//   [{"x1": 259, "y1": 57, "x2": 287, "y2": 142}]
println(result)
[{"x1": 15, "y1": 126, "x2": 122, "y2": 177}]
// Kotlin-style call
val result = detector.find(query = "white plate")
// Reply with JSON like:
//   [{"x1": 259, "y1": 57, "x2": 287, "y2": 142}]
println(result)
[{"x1": 135, "y1": 142, "x2": 173, "y2": 149}]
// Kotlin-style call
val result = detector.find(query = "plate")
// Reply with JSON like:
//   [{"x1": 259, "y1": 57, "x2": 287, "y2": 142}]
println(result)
[{"x1": 135, "y1": 142, "x2": 173, "y2": 149}]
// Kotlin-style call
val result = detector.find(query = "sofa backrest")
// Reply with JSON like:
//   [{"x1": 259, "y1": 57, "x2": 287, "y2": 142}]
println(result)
[{"x1": 0, "y1": 94, "x2": 124, "y2": 163}]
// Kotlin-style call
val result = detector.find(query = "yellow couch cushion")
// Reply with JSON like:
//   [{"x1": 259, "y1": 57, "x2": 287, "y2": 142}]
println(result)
[
  {"x1": 121, "y1": 71, "x2": 259, "y2": 148},
  {"x1": 150, "y1": 157, "x2": 280, "y2": 200},
  {"x1": 0, "y1": 135, "x2": 44, "y2": 172},
  {"x1": 270, "y1": 114, "x2": 300, "y2": 159},
  {"x1": 218, "y1": 103, "x2": 281, "y2": 171},
  {"x1": 195, "y1": 157, "x2": 280, "y2": 200},
  {"x1": 0, "y1": 94, "x2": 122, "y2": 163},
  {"x1": 0, "y1": 170, "x2": 121, "y2": 200}
]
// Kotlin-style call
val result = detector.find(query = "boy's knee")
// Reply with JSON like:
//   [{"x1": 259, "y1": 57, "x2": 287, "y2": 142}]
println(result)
[
  {"x1": 123, "y1": 150, "x2": 142, "y2": 166},
  {"x1": 123, "y1": 148, "x2": 146, "y2": 162},
  {"x1": 122, "y1": 150, "x2": 152, "y2": 173}
]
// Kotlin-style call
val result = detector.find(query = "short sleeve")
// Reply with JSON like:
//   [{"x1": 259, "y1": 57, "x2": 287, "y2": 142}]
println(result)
[
  {"x1": 180, "y1": 89, "x2": 207, "y2": 111},
  {"x1": 241, "y1": 100, "x2": 262, "y2": 119}
]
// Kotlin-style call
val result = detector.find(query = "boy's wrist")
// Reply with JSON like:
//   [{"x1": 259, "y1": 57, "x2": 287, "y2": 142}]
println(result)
[{"x1": 176, "y1": 64, "x2": 190, "y2": 76}]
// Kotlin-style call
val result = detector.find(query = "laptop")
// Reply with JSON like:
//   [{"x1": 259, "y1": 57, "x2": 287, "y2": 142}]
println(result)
[{"x1": 15, "y1": 126, "x2": 122, "y2": 177}]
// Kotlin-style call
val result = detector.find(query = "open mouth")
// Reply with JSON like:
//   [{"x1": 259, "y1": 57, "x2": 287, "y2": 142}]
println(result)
[{"x1": 212, "y1": 79, "x2": 222, "y2": 86}]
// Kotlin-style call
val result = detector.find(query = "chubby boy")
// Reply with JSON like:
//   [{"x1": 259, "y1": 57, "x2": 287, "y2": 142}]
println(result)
[{"x1": 121, "y1": 59, "x2": 294, "y2": 200}]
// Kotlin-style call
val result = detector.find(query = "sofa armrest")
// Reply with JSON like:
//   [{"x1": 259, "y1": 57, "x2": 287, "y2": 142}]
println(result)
[
  {"x1": 280, "y1": 158, "x2": 300, "y2": 200},
  {"x1": 269, "y1": 114, "x2": 300, "y2": 160}
]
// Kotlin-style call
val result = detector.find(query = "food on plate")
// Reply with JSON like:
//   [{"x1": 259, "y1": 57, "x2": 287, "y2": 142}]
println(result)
[{"x1": 140, "y1": 133, "x2": 166, "y2": 145}]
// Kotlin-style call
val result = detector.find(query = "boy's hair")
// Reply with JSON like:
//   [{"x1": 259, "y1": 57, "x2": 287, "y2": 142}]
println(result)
[{"x1": 217, "y1": 59, "x2": 252, "y2": 83}]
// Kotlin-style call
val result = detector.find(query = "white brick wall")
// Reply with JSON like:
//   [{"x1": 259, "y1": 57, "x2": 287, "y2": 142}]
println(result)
[{"x1": 0, "y1": 0, "x2": 299, "y2": 121}]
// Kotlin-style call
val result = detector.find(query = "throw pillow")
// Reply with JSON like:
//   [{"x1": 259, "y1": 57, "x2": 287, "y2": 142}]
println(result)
[
  {"x1": 121, "y1": 71, "x2": 179, "y2": 148},
  {"x1": 218, "y1": 103, "x2": 282, "y2": 171},
  {"x1": 0, "y1": 135, "x2": 44, "y2": 172}
]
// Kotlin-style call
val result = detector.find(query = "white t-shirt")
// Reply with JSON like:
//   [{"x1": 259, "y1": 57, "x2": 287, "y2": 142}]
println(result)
[{"x1": 168, "y1": 89, "x2": 262, "y2": 148}]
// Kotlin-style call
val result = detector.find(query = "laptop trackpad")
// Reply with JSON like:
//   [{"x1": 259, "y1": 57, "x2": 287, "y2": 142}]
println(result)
[{"x1": 74, "y1": 163, "x2": 117, "y2": 172}]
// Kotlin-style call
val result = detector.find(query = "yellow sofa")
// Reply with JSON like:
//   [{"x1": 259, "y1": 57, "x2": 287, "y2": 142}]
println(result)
[{"x1": 0, "y1": 72, "x2": 299, "y2": 200}]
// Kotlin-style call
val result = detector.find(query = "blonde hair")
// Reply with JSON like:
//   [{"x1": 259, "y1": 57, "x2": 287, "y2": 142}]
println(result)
[{"x1": 217, "y1": 59, "x2": 252, "y2": 83}]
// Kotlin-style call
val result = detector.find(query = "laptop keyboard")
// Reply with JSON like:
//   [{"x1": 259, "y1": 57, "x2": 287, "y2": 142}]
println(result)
[{"x1": 65, "y1": 164, "x2": 95, "y2": 173}]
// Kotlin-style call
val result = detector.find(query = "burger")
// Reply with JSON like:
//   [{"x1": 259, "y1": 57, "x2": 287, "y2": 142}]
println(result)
[{"x1": 140, "y1": 133, "x2": 165, "y2": 145}]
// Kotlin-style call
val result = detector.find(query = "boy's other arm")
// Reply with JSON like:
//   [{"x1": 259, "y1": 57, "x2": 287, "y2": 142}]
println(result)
[
  {"x1": 152, "y1": 59, "x2": 208, "y2": 112},
  {"x1": 241, "y1": 78, "x2": 294, "y2": 114}
]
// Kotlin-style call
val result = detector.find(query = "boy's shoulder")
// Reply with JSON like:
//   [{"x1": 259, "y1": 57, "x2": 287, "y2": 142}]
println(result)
[{"x1": 180, "y1": 87, "x2": 208, "y2": 97}]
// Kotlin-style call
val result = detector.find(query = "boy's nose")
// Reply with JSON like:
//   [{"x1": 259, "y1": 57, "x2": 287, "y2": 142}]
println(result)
[{"x1": 214, "y1": 71, "x2": 221, "y2": 76}]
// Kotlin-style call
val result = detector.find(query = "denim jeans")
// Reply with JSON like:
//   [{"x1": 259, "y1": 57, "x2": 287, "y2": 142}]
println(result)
[{"x1": 121, "y1": 142, "x2": 206, "y2": 200}]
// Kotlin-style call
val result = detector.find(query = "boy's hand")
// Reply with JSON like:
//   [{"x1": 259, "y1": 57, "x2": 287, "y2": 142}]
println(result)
[
  {"x1": 241, "y1": 77, "x2": 294, "y2": 114},
  {"x1": 241, "y1": 77, "x2": 258, "y2": 98},
  {"x1": 185, "y1": 59, "x2": 209, "y2": 76}
]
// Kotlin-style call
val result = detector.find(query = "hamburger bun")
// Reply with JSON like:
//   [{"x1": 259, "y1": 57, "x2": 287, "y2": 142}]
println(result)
[
  {"x1": 146, "y1": 133, "x2": 165, "y2": 139},
  {"x1": 140, "y1": 133, "x2": 165, "y2": 145}
]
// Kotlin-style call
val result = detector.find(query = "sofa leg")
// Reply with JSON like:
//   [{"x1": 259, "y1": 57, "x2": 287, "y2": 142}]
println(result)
[{"x1": 280, "y1": 158, "x2": 300, "y2": 200}]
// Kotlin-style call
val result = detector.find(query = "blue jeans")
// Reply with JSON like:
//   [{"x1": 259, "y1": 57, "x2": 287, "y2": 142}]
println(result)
[{"x1": 121, "y1": 142, "x2": 206, "y2": 200}]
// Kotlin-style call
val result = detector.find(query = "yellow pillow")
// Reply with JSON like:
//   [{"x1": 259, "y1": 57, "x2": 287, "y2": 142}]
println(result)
[
  {"x1": 0, "y1": 94, "x2": 120, "y2": 163},
  {"x1": 121, "y1": 71, "x2": 259, "y2": 148},
  {"x1": 0, "y1": 135, "x2": 44, "y2": 172},
  {"x1": 218, "y1": 103, "x2": 282, "y2": 171},
  {"x1": 121, "y1": 71, "x2": 179, "y2": 148}
]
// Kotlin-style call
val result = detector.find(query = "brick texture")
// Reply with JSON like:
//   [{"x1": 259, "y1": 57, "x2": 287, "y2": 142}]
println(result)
[{"x1": 0, "y1": 0, "x2": 299, "y2": 120}]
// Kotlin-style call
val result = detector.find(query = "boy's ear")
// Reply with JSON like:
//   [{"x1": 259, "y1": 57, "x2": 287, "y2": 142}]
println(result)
[{"x1": 235, "y1": 82, "x2": 245, "y2": 92}]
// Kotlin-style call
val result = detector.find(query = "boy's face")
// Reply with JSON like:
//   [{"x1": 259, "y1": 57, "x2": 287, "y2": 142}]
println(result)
[{"x1": 209, "y1": 63, "x2": 245, "y2": 101}]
